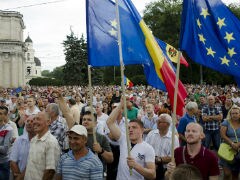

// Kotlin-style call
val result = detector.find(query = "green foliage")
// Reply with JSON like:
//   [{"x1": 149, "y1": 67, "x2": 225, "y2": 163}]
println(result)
[
  {"x1": 63, "y1": 32, "x2": 88, "y2": 85},
  {"x1": 41, "y1": 70, "x2": 52, "y2": 77},
  {"x1": 143, "y1": 0, "x2": 182, "y2": 47},
  {"x1": 29, "y1": 77, "x2": 62, "y2": 86},
  {"x1": 228, "y1": 3, "x2": 240, "y2": 18},
  {"x1": 52, "y1": 66, "x2": 64, "y2": 82}
]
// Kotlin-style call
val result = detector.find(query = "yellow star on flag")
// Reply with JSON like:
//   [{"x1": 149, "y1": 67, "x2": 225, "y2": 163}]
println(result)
[
  {"x1": 109, "y1": 28, "x2": 117, "y2": 37},
  {"x1": 220, "y1": 56, "x2": 230, "y2": 66},
  {"x1": 217, "y1": 17, "x2": 226, "y2": 29},
  {"x1": 228, "y1": 47, "x2": 236, "y2": 57},
  {"x1": 198, "y1": 34, "x2": 206, "y2": 44},
  {"x1": 110, "y1": 19, "x2": 117, "y2": 28},
  {"x1": 206, "y1": 47, "x2": 216, "y2": 57},
  {"x1": 200, "y1": 8, "x2": 210, "y2": 19},
  {"x1": 224, "y1": 32, "x2": 235, "y2": 43},
  {"x1": 197, "y1": 18, "x2": 202, "y2": 29}
]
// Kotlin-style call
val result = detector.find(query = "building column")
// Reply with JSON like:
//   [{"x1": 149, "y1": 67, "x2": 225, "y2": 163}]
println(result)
[{"x1": 11, "y1": 54, "x2": 18, "y2": 87}]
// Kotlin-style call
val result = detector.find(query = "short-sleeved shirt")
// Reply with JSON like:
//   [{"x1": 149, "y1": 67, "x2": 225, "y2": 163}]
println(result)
[
  {"x1": 117, "y1": 134, "x2": 155, "y2": 180},
  {"x1": 221, "y1": 120, "x2": 240, "y2": 142},
  {"x1": 174, "y1": 146, "x2": 220, "y2": 180},
  {"x1": 127, "y1": 107, "x2": 139, "y2": 121},
  {"x1": 10, "y1": 133, "x2": 30, "y2": 172},
  {"x1": 87, "y1": 132, "x2": 112, "y2": 170},
  {"x1": 56, "y1": 149, "x2": 103, "y2": 180},
  {"x1": 25, "y1": 131, "x2": 60, "y2": 180}
]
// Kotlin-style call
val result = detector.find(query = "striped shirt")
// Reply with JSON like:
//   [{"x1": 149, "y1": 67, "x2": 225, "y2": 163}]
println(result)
[{"x1": 56, "y1": 149, "x2": 103, "y2": 180}]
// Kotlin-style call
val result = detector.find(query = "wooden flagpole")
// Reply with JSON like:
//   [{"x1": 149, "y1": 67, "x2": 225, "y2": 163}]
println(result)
[
  {"x1": 115, "y1": 0, "x2": 132, "y2": 175},
  {"x1": 171, "y1": 51, "x2": 182, "y2": 162},
  {"x1": 88, "y1": 65, "x2": 97, "y2": 143}
]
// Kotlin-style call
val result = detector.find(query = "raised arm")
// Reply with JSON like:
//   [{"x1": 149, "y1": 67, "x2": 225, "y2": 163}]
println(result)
[
  {"x1": 55, "y1": 90, "x2": 75, "y2": 129},
  {"x1": 106, "y1": 103, "x2": 122, "y2": 141}
]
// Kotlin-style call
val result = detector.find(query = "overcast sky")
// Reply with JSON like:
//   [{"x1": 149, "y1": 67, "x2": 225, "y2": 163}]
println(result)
[{"x1": 0, "y1": 0, "x2": 239, "y2": 71}]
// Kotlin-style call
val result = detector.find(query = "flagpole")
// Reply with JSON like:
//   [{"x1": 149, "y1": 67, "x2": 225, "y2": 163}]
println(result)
[
  {"x1": 115, "y1": 0, "x2": 132, "y2": 175},
  {"x1": 88, "y1": 65, "x2": 97, "y2": 144},
  {"x1": 171, "y1": 51, "x2": 182, "y2": 162}
]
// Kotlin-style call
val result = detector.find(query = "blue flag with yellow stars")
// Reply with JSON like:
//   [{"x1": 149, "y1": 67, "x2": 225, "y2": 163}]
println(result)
[
  {"x1": 180, "y1": 0, "x2": 240, "y2": 81},
  {"x1": 86, "y1": 0, "x2": 150, "y2": 67}
]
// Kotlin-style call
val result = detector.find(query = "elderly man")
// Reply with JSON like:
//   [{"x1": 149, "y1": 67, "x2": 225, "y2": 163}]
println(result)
[
  {"x1": 0, "y1": 106, "x2": 13, "y2": 180},
  {"x1": 25, "y1": 112, "x2": 60, "y2": 180},
  {"x1": 146, "y1": 113, "x2": 179, "y2": 180},
  {"x1": 167, "y1": 123, "x2": 220, "y2": 180},
  {"x1": 202, "y1": 95, "x2": 223, "y2": 150},
  {"x1": 56, "y1": 125, "x2": 103, "y2": 179},
  {"x1": 177, "y1": 101, "x2": 198, "y2": 146},
  {"x1": 10, "y1": 115, "x2": 35, "y2": 179},
  {"x1": 107, "y1": 101, "x2": 156, "y2": 180},
  {"x1": 46, "y1": 103, "x2": 68, "y2": 152}
]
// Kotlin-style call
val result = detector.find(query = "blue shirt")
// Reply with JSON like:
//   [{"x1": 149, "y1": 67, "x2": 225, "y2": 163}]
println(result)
[
  {"x1": 10, "y1": 133, "x2": 30, "y2": 172},
  {"x1": 177, "y1": 113, "x2": 196, "y2": 134},
  {"x1": 57, "y1": 149, "x2": 103, "y2": 180}
]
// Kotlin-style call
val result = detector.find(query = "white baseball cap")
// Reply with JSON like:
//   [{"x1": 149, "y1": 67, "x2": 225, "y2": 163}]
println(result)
[{"x1": 69, "y1": 125, "x2": 88, "y2": 137}]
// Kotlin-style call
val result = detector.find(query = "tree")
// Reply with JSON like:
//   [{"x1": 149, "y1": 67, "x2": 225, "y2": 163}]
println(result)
[
  {"x1": 63, "y1": 32, "x2": 88, "y2": 85},
  {"x1": 41, "y1": 70, "x2": 52, "y2": 77},
  {"x1": 52, "y1": 66, "x2": 64, "y2": 82}
]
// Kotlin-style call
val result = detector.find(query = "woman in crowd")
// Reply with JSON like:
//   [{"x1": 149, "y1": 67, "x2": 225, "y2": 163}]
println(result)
[{"x1": 220, "y1": 105, "x2": 240, "y2": 180}]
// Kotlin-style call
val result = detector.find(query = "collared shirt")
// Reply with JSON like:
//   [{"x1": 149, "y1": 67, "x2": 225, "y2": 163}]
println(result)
[
  {"x1": 10, "y1": 133, "x2": 30, "y2": 172},
  {"x1": 25, "y1": 131, "x2": 60, "y2": 180},
  {"x1": 56, "y1": 149, "x2": 103, "y2": 180},
  {"x1": 145, "y1": 129, "x2": 179, "y2": 157},
  {"x1": 49, "y1": 117, "x2": 67, "y2": 151},
  {"x1": 202, "y1": 105, "x2": 222, "y2": 130},
  {"x1": 141, "y1": 114, "x2": 158, "y2": 129}
]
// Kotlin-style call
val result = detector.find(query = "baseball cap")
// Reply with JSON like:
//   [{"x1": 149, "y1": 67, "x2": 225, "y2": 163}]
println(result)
[{"x1": 68, "y1": 125, "x2": 88, "y2": 137}]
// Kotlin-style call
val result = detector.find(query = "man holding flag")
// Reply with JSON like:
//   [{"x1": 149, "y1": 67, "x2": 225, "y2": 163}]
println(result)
[{"x1": 106, "y1": 100, "x2": 156, "y2": 180}]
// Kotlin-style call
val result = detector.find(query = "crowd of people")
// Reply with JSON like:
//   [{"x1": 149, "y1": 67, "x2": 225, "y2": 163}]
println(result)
[{"x1": 0, "y1": 84, "x2": 240, "y2": 180}]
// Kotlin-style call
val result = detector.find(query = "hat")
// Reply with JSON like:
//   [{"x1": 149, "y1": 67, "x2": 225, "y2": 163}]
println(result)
[{"x1": 69, "y1": 125, "x2": 88, "y2": 137}]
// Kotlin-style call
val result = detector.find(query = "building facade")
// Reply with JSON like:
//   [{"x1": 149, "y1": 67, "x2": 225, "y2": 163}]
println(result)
[{"x1": 0, "y1": 11, "x2": 41, "y2": 88}]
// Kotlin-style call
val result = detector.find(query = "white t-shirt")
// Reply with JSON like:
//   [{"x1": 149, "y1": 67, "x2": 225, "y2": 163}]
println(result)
[{"x1": 117, "y1": 134, "x2": 155, "y2": 180}]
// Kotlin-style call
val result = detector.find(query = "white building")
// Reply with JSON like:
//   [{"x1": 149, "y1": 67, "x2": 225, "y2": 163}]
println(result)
[
  {"x1": 24, "y1": 35, "x2": 42, "y2": 84},
  {"x1": 0, "y1": 11, "x2": 41, "y2": 87}
]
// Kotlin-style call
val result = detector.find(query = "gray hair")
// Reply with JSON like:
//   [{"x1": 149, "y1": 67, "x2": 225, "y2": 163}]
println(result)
[
  {"x1": 47, "y1": 103, "x2": 60, "y2": 116},
  {"x1": 96, "y1": 102, "x2": 103, "y2": 109},
  {"x1": 158, "y1": 113, "x2": 172, "y2": 124},
  {"x1": 185, "y1": 101, "x2": 198, "y2": 111}
]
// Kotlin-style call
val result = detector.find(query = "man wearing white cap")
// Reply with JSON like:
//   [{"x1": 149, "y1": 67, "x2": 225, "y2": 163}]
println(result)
[{"x1": 56, "y1": 125, "x2": 103, "y2": 180}]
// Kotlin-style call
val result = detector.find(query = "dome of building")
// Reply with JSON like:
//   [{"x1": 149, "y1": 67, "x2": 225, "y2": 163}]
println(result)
[
  {"x1": 34, "y1": 57, "x2": 41, "y2": 66},
  {"x1": 25, "y1": 35, "x2": 33, "y2": 43}
]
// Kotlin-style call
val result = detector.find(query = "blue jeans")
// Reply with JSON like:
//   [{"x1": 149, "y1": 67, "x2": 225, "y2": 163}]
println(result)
[
  {"x1": 0, "y1": 161, "x2": 10, "y2": 180},
  {"x1": 204, "y1": 129, "x2": 220, "y2": 150}
]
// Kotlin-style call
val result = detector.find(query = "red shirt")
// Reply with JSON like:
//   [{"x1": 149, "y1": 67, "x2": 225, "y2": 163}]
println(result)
[{"x1": 174, "y1": 146, "x2": 220, "y2": 180}]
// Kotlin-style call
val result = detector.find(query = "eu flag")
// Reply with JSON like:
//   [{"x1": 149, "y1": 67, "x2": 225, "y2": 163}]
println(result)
[
  {"x1": 87, "y1": 0, "x2": 187, "y2": 116},
  {"x1": 86, "y1": 0, "x2": 150, "y2": 66},
  {"x1": 180, "y1": 0, "x2": 240, "y2": 80}
]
